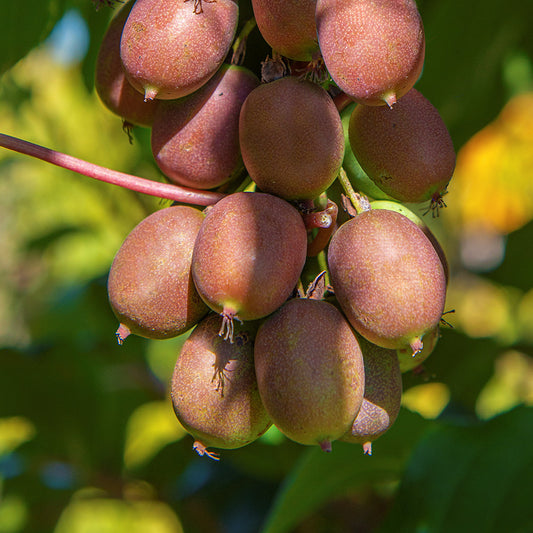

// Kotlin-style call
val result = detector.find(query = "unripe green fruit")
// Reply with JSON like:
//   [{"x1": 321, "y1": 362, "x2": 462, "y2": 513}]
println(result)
[
  {"x1": 251, "y1": 0, "x2": 319, "y2": 61},
  {"x1": 191, "y1": 192, "x2": 307, "y2": 336},
  {"x1": 107, "y1": 206, "x2": 209, "y2": 343},
  {"x1": 171, "y1": 314, "x2": 271, "y2": 459},
  {"x1": 316, "y1": 0, "x2": 425, "y2": 106},
  {"x1": 95, "y1": 0, "x2": 158, "y2": 127},
  {"x1": 120, "y1": 0, "x2": 238, "y2": 100},
  {"x1": 151, "y1": 64, "x2": 259, "y2": 190},
  {"x1": 349, "y1": 89, "x2": 456, "y2": 204},
  {"x1": 327, "y1": 209, "x2": 447, "y2": 355},
  {"x1": 239, "y1": 76, "x2": 345, "y2": 200},
  {"x1": 254, "y1": 297, "x2": 365, "y2": 451},
  {"x1": 340, "y1": 337, "x2": 402, "y2": 454}
]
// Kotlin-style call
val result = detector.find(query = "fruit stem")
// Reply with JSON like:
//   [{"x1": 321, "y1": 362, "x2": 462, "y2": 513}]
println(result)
[
  {"x1": 338, "y1": 167, "x2": 371, "y2": 215},
  {"x1": 0, "y1": 133, "x2": 225, "y2": 206},
  {"x1": 231, "y1": 17, "x2": 257, "y2": 66}
]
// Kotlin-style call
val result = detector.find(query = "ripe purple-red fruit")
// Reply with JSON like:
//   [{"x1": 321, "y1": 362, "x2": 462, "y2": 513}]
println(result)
[
  {"x1": 349, "y1": 89, "x2": 456, "y2": 205},
  {"x1": 254, "y1": 297, "x2": 365, "y2": 451},
  {"x1": 327, "y1": 209, "x2": 447, "y2": 355},
  {"x1": 316, "y1": 0, "x2": 425, "y2": 107},
  {"x1": 171, "y1": 314, "x2": 271, "y2": 460},
  {"x1": 151, "y1": 64, "x2": 259, "y2": 190},
  {"x1": 239, "y1": 76, "x2": 344, "y2": 200},
  {"x1": 191, "y1": 192, "x2": 307, "y2": 337},
  {"x1": 107, "y1": 206, "x2": 209, "y2": 343},
  {"x1": 120, "y1": 0, "x2": 238, "y2": 100}
]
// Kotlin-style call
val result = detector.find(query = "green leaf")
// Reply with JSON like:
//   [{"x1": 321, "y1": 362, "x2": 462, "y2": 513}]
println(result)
[
  {"x1": 402, "y1": 329, "x2": 503, "y2": 414},
  {"x1": 418, "y1": 0, "x2": 533, "y2": 148},
  {"x1": 0, "y1": 0, "x2": 65, "y2": 75},
  {"x1": 261, "y1": 409, "x2": 430, "y2": 533},
  {"x1": 378, "y1": 406, "x2": 533, "y2": 533}
]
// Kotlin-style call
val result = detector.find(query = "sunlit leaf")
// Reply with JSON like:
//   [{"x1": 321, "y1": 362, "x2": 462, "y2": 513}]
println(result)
[{"x1": 378, "y1": 406, "x2": 533, "y2": 533}]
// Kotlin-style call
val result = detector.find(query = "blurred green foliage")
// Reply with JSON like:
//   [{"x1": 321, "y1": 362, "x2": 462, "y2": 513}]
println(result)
[{"x1": 1, "y1": 1, "x2": 533, "y2": 532}]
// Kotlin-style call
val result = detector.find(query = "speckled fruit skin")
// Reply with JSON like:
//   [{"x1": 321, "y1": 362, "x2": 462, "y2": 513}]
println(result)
[
  {"x1": 327, "y1": 209, "x2": 446, "y2": 352},
  {"x1": 370, "y1": 200, "x2": 450, "y2": 284},
  {"x1": 171, "y1": 314, "x2": 271, "y2": 452},
  {"x1": 107, "y1": 206, "x2": 209, "y2": 340},
  {"x1": 239, "y1": 76, "x2": 345, "y2": 200},
  {"x1": 251, "y1": 0, "x2": 319, "y2": 61},
  {"x1": 340, "y1": 337, "x2": 402, "y2": 453},
  {"x1": 95, "y1": 0, "x2": 158, "y2": 127},
  {"x1": 120, "y1": 0, "x2": 238, "y2": 100},
  {"x1": 349, "y1": 89, "x2": 456, "y2": 203},
  {"x1": 191, "y1": 192, "x2": 307, "y2": 321},
  {"x1": 151, "y1": 64, "x2": 259, "y2": 190},
  {"x1": 254, "y1": 298, "x2": 365, "y2": 449},
  {"x1": 316, "y1": 0, "x2": 425, "y2": 106}
]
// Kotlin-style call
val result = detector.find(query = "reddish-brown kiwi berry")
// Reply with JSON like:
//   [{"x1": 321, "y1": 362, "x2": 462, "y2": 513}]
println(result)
[
  {"x1": 95, "y1": 0, "x2": 158, "y2": 127},
  {"x1": 316, "y1": 0, "x2": 425, "y2": 107},
  {"x1": 108, "y1": 206, "x2": 209, "y2": 343},
  {"x1": 340, "y1": 337, "x2": 402, "y2": 455},
  {"x1": 254, "y1": 297, "x2": 365, "y2": 451},
  {"x1": 191, "y1": 192, "x2": 307, "y2": 338},
  {"x1": 251, "y1": 0, "x2": 319, "y2": 61},
  {"x1": 349, "y1": 89, "x2": 456, "y2": 206},
  {"x1": 239, "y1": 76, "x2": 344, "y2": 200},
  {"x1": 327, "y1": 209, "x2": 447, "y2": 355},
  {"x1": 151, "y1": 64, "x2": 259, "y2": 190},
  {"x1": 171, "y1": 314, "x2": 271, "y2": 460},
  {"x1": 120, "y1": 0, "x2": 238, "y2": 100}
]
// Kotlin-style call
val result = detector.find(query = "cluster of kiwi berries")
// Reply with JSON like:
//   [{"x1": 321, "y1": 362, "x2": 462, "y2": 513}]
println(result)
[{"x1": 97, "y1": 0, "x2": 456, "y2": 459}]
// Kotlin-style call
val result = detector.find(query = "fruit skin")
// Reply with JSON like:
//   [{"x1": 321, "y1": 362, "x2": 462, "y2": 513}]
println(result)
[
  {"x1": 340, "y1": 102, "x2": 393, "y2": 201},
  {"x1": 151, "y1": 64, "x2": 259, "y2": 190},
  {"x1": 251, "y1": 0, "x2": 319, "y2": 61},
  {"x1": 316, "y1": 0, "x2": 425, "y2": 106},
  {"x1": 349, "y1": 89, "x2": 456, "y2": 204},
  {"x1": 191, "y1": 192, "x2": 308, "y2": 326},
  {"x1": 171, "y1": 314, "x2": 271, "y2": 455},
  {"x1": 327, "y1": 209, "x2": 447, "y2": 354},
  {"x1": 254, "y1": 297, "x2": 365, "y2": 450},
  {"x1": 340, "y1": 337, "x2": 402, "y2": 454},
  {"x1": 120, "y1": 0, "x2": 238, "y2": 100},
  {"x1": 239, "y1": 76, "x2": 345, "y2": 200},
  {"x1": 95, "y1": 0, "x2": 158, "y2": 127},
  {"x1": 107, "y1": 206, "x2": 209, "y2": 342},
  {"x1": 370, "y1": 200, "x2": 450, "y2": 284}
]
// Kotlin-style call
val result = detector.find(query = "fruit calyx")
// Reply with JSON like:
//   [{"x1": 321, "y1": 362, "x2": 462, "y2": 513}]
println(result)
[
  {"x1": 115, "y1": 323, "x2": 131, "y2": 345},
  {"x1": 319, "y1": 439, "x2": 333, "y2": 453},
  {"x1": 218, "y1": 307, "x2": 243, "y2": 343},
  {"x1": 193, "y1": 440, "x2": 220, "y2": 461}
]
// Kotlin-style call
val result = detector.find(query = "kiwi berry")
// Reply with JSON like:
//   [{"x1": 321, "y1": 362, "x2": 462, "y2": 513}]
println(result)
[
  {"x1": 191, "y1": 192, "x2": 307, "y2": 339},
  {"x1": 171, "y1": 314, "x2": 271, "y2": 460},
  {"x1": 340, "y1": 337, "x2": 402, "y2": 455},
  {"x1": 107, "y1": 206, "x2": 209, "y2": 343},
  {"x1": 120, "y1": 0, "x2": 238, "y2": 100},
  {"x1": 95, "y1": 0, "x2": 158, "y2": 127},
  {"x1": 254, "y1": 297, "x2": 365, "y2": 451},
  {"x1": 316, "y1": 0, "x2": 425, "y2": 107},
  {"x1": 349, "y1": 89, "x2": 456, "y2": 207},
  {"x1": 251, "y1": 0, "x2": 319, "y2": 61},
  {"x1": 239, "y1": 76, "x2": 344, "y2": 200},
  {"x1": 327, "y1": 209, "x2": 447, "y2": 355},
  {"x1": 151, "y1": 64, "x2": 259, "y2": 190}
]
